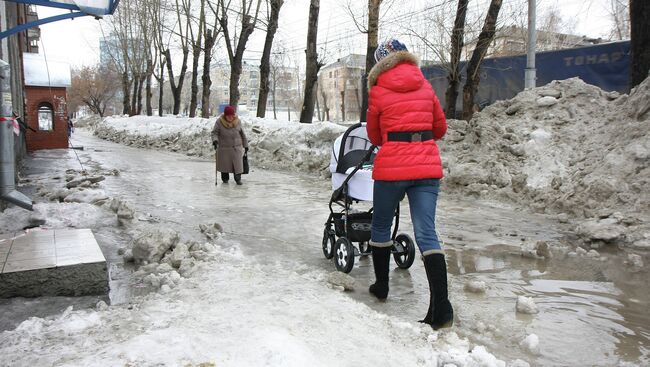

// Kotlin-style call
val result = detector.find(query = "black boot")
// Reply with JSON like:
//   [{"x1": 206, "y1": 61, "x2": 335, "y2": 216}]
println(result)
[
  {"x1": 221, "y1": 172, "x2": 230, "y2": 183},
  {"x1": 234, "y1": 174, "x2": 242, "y2": 185},
  {"x1": 369, "y1": 246, "x2": 391, "y2": 300},
  {"x1": 420, "y1": 253, "x2": 454, "y2": 329}
]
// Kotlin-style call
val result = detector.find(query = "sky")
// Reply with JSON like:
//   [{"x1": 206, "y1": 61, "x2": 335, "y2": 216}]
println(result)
[{"x1": 36, "y1": 0, "x2": 617, "y2": 69}]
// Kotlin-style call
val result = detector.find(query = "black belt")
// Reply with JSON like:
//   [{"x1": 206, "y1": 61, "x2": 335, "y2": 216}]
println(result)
[{"x1": 387, "y1": 130, "x2": 433, "y2": 142}]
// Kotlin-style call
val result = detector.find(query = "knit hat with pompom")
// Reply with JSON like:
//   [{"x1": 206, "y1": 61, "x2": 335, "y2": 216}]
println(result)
[{"x1": 374, "y1": 39, "x2": 408, "y2": 62}]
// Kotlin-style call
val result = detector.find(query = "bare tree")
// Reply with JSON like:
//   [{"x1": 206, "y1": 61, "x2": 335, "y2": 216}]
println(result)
[
  {"x1": 630, "y1": 0, "x2": 650, "y2": 88},
  {"x1": 257, "y1": 0, "x2": 284, "y2": 118},
  {"x1": 299, "y1": 0, "x2": 321, "y2": 123},
  {"x1": 445, "y1": 0, "x2": 468, "y2": 118},
  {"x1": 69, "y1": 66, "x2": 120, "y2": 117},
  {"x1": 462, "y1": 0, "x2": 502, "y2": 121},
  {"x1": 201, "y1": 1, "x2": 223, "y2": 118},
  {"x1": 219, "y1": 0, "x2": 263, "y2": 107},
  {"x1": 608, "y1": 0, "x2": 630, "y2": 40},
  {"x1": 165, "y1": 0, "x2": 192, "y2": 115},
  {"x1": 361, "y1": 0, "x2": 380, "y2": 122},
  {"x1": 187, "y1": 0, "x2": 206, "y2": 117}
]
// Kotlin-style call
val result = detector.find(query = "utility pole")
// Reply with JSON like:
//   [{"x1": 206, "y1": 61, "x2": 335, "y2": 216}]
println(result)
[{"x1": 525, "y1": 0, "x2": 536, "y2": 89}]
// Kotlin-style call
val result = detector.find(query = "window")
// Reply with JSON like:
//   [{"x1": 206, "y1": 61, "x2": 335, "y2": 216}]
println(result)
[{"x1": 38, "y1": 104, "x2": 53, "y2": 131}]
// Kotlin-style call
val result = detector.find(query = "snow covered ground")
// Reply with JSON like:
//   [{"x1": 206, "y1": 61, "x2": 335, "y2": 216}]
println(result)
[
  {"x1": 1, "y1": 77, "x2": 648, "y2": 366},
  {"x1": 0, "y1": 150, "x2": 518, "y2": 367},
  {"x1": 89, "y1": 77, "x2": 650, "y2": 252}
]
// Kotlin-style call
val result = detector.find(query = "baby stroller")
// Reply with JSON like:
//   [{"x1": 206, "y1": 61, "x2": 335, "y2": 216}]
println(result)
[{"x1": 323, "y1": 123, "x2": 416, "y2": 273}]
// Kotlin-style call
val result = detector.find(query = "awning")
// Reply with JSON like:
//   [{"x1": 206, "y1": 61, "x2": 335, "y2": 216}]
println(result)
[
  {"x1": 0, "y1": 0, "x2": 120, "y2": 39},
  {"x1": 10, "y1": 0, "x2": 119, "y2": 16}
]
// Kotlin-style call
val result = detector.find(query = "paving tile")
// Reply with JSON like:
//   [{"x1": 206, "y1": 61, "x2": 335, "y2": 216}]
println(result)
[
  {"x1": 56, "y1": 254, "x2": 105, "y2": 267},
  {"x1": 55, "y1": 239, "x2": 96, "y2": 249},
  {"x1": 7, "y1": 249, "x2": 56, "y2": 261},
  {"x1": 55, "y1": 228, "x2": 94, "y2": 239},
  {"x1": 9, "y1": 241, "x2": 54, "y2": 253},
  {"x1": 3, "y1": 257, "x2": 57, "y2": 273},
  {"x1": 0, "y1": 236, "x2": 13, "y2": 252},
  {"x1": 26, "y1": 229, "x2": 55, "y2": 239},
  {"x1": 56, "y1": 246, "x2": 103, "y2": 258},
  {"x1": 0, "y1": 232, "x2": 15, "y2": 241}
]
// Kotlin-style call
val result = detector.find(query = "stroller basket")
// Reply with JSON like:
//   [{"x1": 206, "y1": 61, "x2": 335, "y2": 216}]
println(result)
[{"x1": 332, "y1": 211, "x2": 372, "y2": 243}]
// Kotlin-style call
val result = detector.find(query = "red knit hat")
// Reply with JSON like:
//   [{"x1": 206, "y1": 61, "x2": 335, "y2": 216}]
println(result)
[{"x1": 224, "y1": 105, "x2": 236, "y2": 116}]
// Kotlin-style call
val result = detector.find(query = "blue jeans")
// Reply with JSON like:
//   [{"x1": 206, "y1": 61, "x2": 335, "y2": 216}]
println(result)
[{"x1": 371, "y1": 179, "x2": 442, "y2": 255}]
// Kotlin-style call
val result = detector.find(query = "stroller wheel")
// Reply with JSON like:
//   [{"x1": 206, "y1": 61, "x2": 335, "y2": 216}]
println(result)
[
  {"x1": 393, "y1": 233, "x2": 416, "y2": 269},
  {"x1": 334, "y1": 237, "x2": 355, "y2": 273},
  {"x1": 322, "y1": 228, "x2": 335, "y2": 259}
]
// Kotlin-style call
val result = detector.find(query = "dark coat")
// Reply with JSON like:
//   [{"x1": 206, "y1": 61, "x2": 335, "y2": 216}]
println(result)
[{"x1": 211, "y1": 115, "x2": 248, "y2": 173}]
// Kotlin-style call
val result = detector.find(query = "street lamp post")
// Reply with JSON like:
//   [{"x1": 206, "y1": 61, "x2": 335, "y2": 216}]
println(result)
[{"x1": 525, "y1": 0, "x2": 537, "y2": 89}]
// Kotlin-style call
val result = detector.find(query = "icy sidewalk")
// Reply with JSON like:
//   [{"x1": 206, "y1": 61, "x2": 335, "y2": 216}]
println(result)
[
  {"x1": 0, "y1": 235, "x2": 508, "y2": 367},
  {"x1": 0, "y1": 140, "x2": 513, "y2": 366}
]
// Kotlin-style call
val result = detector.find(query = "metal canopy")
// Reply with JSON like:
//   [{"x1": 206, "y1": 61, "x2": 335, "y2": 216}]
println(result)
[{"x1": 0, "y1": 0, "x2": 119, "y2": 39}]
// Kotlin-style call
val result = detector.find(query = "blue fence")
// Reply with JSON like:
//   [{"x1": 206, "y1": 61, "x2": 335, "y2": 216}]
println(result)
[{"x1": 421, "y1": 41, "x2": 631, "y2": 109}]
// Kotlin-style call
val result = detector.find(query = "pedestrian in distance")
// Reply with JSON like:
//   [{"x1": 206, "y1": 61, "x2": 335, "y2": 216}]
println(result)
[
  {"x1": 67, "y1": 117, "x2": 74, "y2": 138},
  {"x1": 366, "y1": 38, "x2": 453, "y2": 330},
  {"x1": 211, "y1": 105, "x2": 248, "y2": 185}
]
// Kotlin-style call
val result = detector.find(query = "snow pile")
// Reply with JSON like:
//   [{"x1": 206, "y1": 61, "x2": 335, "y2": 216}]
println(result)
[
  {"x1": 516, "y1": 296, "x2": 539, "y2": 314},
  {"x1": 441, "y1": 77, "x2": 650, "y2": 249},
  {"x1": 93, "y1": 115, "x2": 346, "y2": 176},
  {"x1": 520, "y1": 334, "x2": 541, "y2": 355},
  {"x1": 0, "y1": 241, "x2": 510, "y2": 367},
  {"x1": 72, "y1": 114, "x2": 103, "y2": 128},
  {"x1": 0, "y1": 168, "x2": 131, "y2": 233}
]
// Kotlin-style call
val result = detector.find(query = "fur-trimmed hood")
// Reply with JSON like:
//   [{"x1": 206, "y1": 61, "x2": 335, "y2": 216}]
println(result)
[
  {"x1": 367, "y1": 51, "x2": 420, "y2": 89},
  {"x1": 219, "y1": 114, "x2": 241, "y2": 129}
]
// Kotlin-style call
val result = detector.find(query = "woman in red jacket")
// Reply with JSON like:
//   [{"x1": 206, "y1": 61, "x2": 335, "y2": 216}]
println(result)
[{"x1": 366, "y1": 39, "x2": 453, "y2": 330}]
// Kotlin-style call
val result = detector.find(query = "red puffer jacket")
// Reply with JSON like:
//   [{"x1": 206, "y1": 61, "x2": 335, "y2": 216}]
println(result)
[{"x1": 366, "y1": 51, "x2": 447, "y2": 181}]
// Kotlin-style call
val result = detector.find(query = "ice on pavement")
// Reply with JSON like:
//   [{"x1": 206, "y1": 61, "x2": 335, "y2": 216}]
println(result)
[{"x1": 0, "y1": 240, "x2": 506, "y2": 367}]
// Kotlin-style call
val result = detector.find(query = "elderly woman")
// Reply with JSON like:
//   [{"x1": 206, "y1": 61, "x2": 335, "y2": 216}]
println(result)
[
  {"x1": 211, "y1": 105, "x2": 248, "y2": 185},
  {"x1": 366, "y1": 39, "x2": 452, "y2": 330}
]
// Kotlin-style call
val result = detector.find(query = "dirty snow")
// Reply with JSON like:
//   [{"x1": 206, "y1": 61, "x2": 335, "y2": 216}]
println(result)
[
  {"x1": 0, "y1": 154, "x2": 511, "y2": 367},
  {"x1": 89, "y1": 77, "x2": 650, "y2": 251},
  {"x1": 2, "y1": 76, "x2": 649, "y2": 366}
]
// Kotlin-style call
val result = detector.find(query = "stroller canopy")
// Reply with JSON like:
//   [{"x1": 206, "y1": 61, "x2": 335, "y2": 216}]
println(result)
[{"x1": 330, "y1": 123, "x2": 375, "y2": 174}]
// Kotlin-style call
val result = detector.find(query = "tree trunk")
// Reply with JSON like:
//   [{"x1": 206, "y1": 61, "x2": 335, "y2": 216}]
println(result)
[
  {"x1": 201, "y1": 29, "x2": 216, "y2": 118},
  {"x1": 257, "y1": 0, "x2": 284, "y2": 118},
  {"x1": 221, "y1": 0, "x2": 260, "y2": 108},
  {"x1": 360, "y1": 0, "x2": 380, "y2": 122},
  {"x1": 445, "y1": 0, "x2": 468, "y2": 119},
  {"x1": 158, "y1": 60, "x2": 165, "y2": 117},
  {"x1": 146, "y1": 69, "x2": 153, "y2": 116},
  {"x1": 462, "y1": 0, "x2": 502, "y2": 121},
  {"x1": 165, "y1": 48, "x2": 190, "y2": 115},
  {"x1": 136, "y1": 74, "x2": 144, "y2": 115},
  {"x1": 189, "y1": 42, "x2": 201, "y2": 117},
  {"x1": 121, "y1": 71, "x2": 131, "y2": 115},
  {"x1": 272, "y1": 75, "x2": 277, "y2": 119},
  {"x1": 130, "y1": 76, "x2": 139, "y2": 116},
  {"x1": 630, "y1": 0, "x2": 650, "y2": 88},
  {"x1": 300, "y1": 0, "x2": 321, "y2": 123},
  {"x1": 229, "y1": 19, "x2": 256, "y2": 107},
  {"x1": 316, "y1": 89, "x2": 321, "y2": 121}
]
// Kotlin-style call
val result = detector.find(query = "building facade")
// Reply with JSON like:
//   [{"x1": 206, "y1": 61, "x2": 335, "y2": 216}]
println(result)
[
  {"x1": 464, "y1": 25, "x2": 603, "y2": 59},
  {"x1": 317, "y1": 54, "x2": 365, "y2": 122},
  {"x1": 22, "y1": 53, "x2": 71, "y2": 151}
]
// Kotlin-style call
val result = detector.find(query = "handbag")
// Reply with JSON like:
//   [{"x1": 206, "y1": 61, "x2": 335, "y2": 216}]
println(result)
[{"x1": 242, "y1": 152, "x2": 249, "y2": 174}]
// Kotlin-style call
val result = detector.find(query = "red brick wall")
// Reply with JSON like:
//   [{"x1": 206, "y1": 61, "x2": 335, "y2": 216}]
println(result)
[{"x1": 25, "y1": 86, "x2": 69, "y2": 151}]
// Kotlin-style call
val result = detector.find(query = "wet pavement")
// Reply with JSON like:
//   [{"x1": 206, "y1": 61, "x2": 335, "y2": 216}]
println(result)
[{"x1": 1, "y1": 130, "x2": 648, "y2": 366}]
